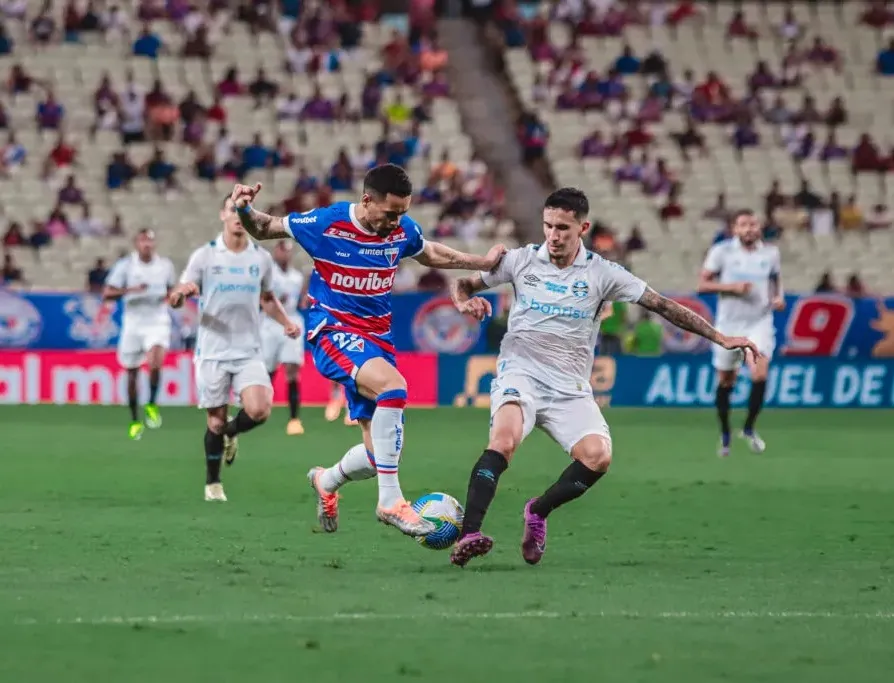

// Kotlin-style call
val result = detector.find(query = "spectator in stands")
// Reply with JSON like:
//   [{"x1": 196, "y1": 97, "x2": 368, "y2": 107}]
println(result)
[
  {"x1": 819, "y1": 130, "x2": 848, "y2": 164},
  {"x1": 764, "y1": 95, "x2": 792, "y2": 125},
  {"x1": 241, "y1": 134, "x2": 272, "y2": 173},
  {"x1": 144, "y1": 147, "x2": 177, "y2": 191},
  {"x1": 70, "y1": 203, "x2": 106, "y2": 237},
  {"x1": 277, "y1": 91, "x2": 303, "y2": 120},
  {"x1": 805, "y1": 37, "x2": 842, "y2": 71},
  {"x1": 777, "y1": 6, "x2": 802, "y2": 41},
  {"x1": 181, "y1": 25, "x2": 212, "y2": 59},
  {"x1": 517, "y1": 110, "x2": 549, "y2": 166},
  {"x1": 866, "y1": 203, "x2": 892, "y2": 230},
  {"x1": 599, "y1": 298, "x2": 626, "y2": 356},
  {"x1": 613, "y1": 44, "x2": 641, "y2": 75},
  {"x1": 417, "y1": 268, "x2": 447, "y2": 292},
  {"x1": 628, "y1": 311, "x2": 663, "y2": 356},
  {"x1": 36, "y1": 90, "x2": 65, "y2": 131},
  {"x1": 672, "y1": 117, "x2": 705, "y2": 162},
  {"x1": 92, "y1": 72, "x2": 119, "y2": 136},
  {"x1": 704, "y1": 193, "x2": 730, "y2": 224},
  {"x1": 1, "y1": 131, "x2": 24, "y2": 176},
  {"x1": 852, "y1": 133, "x2": 884, "y2": 174},
  {"x1": 764, "y1": 180, "x2": 786, "y2": 218},
  {"x1": 846, "y1": 274, "x2": 867, "y2": 298},
  {"x1": 791, "y1": 127, "x2": 816, "y2": 162},
  {"x1": 659, "y1": 183, "x2": 684, "y2": 224},
  {"x1": 732, "y1": 115, "x2": 760, "y2": 158},
  {"x1": 78, "y1": 1, "x2": 102, "y2": 33},
  {"x1": 840, "y1": 195, "x2": 864, "y2": 230},
  {"x1": 727, "y1": 10, "x2": 758, "y2": 41},
  {"x1": 640, "y1": 50, "x2": 669, "y2": 78},
  {"x1": 794, "y1": 181, "x2": 823, "y2": 211},
  {"x1": 862, "y1": 2, "x2": 894, "y2": 28},
  {"x1": 876, "y1": 39, "x2": 894, "y2": 76},
  {"x1": 57, "y1": 174, "x2": 85, "y2": 206},
  {"x1": 772, "y1": 196, "x2": 809, "y2": 232},
  {"x1": 828, "y1": 191, "x2": 842, "y2": 229},
  {"x1": 302, "y1": 86, "x2": 335, "y2": 121},
  {"x1": 86, "y1": 258, "x2": 108, "y2": 293},
  {"x1": 0, "y1": 21, "x2": 13, "y2": 55},
  {"x1": 249, "y1": 68, "x2": 279, "y2": 109},
  {"x1": 328, "y1": 155, "x2": 354, "y2": 192},
  {"x1": 667, "y1": 1, "x2": 701, "y2": 27},
  {"x1": 2, "y1": 252, "x2": 23, "y2": 284},
  {"x1": 217, "y1": 67, "x2": 244, "y2": 98},
  {"x1": 420, "y1": 35, "x2": 448, "y2": 73},
  {"x1": 779, "y1": 43, "x2": 804, "y2": 87},
  {"x1": 7, "y1": 63, "x2": 38, "y2": 98},
  {"x1": 824, "y1": 96, "x2": 848, "y2": 128},
  {"x1": 2, "y1": 221, "x2": 25, "y2": 247},
  {"x1": 42, "y1": 133, "x2": 76, "y2": 180},
  {"x1": 579, "y1": 129, "x2": 611, "y2": 159},
  {"x1": 118, "y1": 90, "x2": 146, "y2": 145},
  {"x1": 106, "y1": 151, "x2": 136, "y2": 190},
  {"x1": 815, "y1": 271, "x2": 836, "y2": 293},
  {"x1": 625, "y1": 225, "x2": 646, "y2": 253},
  {"x1": 642, "y1": 157, "x2": 673, "y2": 195},
  {"x1": 132, "y1": 23, "x2": 162, "y2": 59},
  {"x1": 422, "y1": 70, "x2": 451, "y2": 98},
  {"x1": 42, "y1": 205, "x2": 70, "y2": 240},
  {"x1": 795, "y1": 95, "x2": 823, "y2": 124},
  {"x1": 748, "y1": 61, "x2": 778, "y2": 92},
  {"x1": 613, "y1": 150, "x2": 645, "y2": 191},
  {"x1": 30, "y1": 5, "x2": 56, "y2": 43}
]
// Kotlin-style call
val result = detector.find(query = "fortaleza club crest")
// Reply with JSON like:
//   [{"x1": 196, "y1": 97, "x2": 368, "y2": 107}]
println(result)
[
  {"x1": 384, "y1": 247, "x2": 400, "y2": 266},
  {"x1": 64, "y1": 294, "x2": 119, "y2": 347},
  {"x1": 412, "y1": 296, "x2": 481, "y2": 354},
  {"x1": 0, "y1": 290, "x2": 43, "y2": 347}
]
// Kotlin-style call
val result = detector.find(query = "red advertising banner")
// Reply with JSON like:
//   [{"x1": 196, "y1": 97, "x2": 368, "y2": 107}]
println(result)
[{"x1": 0, "y1": 351, "x2": 439, "y2": 406}]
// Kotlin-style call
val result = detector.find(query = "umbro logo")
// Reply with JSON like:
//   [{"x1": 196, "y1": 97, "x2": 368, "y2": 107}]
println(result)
[{"x1": 523, "y1": 274, "x2": 540, "y2": 287}]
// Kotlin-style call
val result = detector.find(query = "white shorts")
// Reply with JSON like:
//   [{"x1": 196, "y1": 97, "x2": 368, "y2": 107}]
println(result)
[
  {"x1": 194, "y1": 357, "x2": 272, "y2": 409},
  {"x1": 261, "y1": 321, "x2": 305, "y2": 373},
  {"x1": 490, "y1": 371, "x2": 610, "y2": 454},
  {"x1": 117, "y1": 325, "x2": 171, "y2": 369},
  {"x1": 712, "y1": 320, "x2": 776, "y2": 371}
]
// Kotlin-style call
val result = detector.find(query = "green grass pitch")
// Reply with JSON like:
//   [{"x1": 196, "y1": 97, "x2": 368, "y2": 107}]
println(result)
[{"x1": 1, "y1": 405, "x2": 893, "y2": 682}]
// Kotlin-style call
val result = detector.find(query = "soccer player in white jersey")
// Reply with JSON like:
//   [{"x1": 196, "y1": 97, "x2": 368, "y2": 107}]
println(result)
[
  {"x1": 261, "y1": 240, "x2": 308, "y2": 436},
  {"x1": 168, "y1": 196, "x2": 300, "y2": 502},
  {"x1": 448, "y1": 188, "x2": 761, "y2": 567},
  {"x1": 699, "y1": 210, "x2": 785, "y2": 457},
  {"x1": 103, "y1": 228, "x2": 175, "y2": 440}
]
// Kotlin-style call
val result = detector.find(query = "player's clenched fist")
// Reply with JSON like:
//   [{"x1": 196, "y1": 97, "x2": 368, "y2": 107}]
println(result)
[
  {"x1": 230, "y1": 182, "x2": 262, "y2": 209},
  {"x1": 457, "y1": 296, "x2": 492, "y2": 321},
  {"x1": 283, "y1": 322, "x2": 302, "y2": 339},
  {"x1": 482, "y1": 244, "x2": 508, "y2": 272}
]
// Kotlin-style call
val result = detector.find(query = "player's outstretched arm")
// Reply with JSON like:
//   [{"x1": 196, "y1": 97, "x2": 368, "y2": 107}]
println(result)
[
  {"x1": 450, "y1": 273, "x2": 493, "y2": 321},
  {"x1": 230, "y1": 183, "x2": 290, "y2": 241},
  {"x1": 414, "y1": 240, "x2": 506, "y2": 271},
  {"x1": 637, "y1": 287, "x2": 761, "y2": 361}
]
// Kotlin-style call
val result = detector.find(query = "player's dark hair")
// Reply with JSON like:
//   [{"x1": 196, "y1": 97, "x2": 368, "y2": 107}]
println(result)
[
  {"x1": 221, "y1": 193, "x2": 232, "y2": 208},
  {"x1": 136, "y1": 227, "x2": 155, "y2": 238},
  {"x1": 544, "y1": 187, "x2": 589, "y2": 221},
  {"x1": 731, "y1": 208, "x2": 755, "y2": 223},
  {"x1": 363, "y1": 164, "x2": 413, "y2": 199}
]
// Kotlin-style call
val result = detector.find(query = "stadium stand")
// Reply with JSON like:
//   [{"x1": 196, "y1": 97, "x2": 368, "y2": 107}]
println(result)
[
  {"x1": 500, "y1": 0, "x2": 894, "y2": 293},
  {"x1": 0, "y1": 0, "x2": 516, "y2": 289}
]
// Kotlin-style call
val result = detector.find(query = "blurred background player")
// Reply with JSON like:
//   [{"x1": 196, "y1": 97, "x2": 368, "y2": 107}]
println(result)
[
  {"x1": 324, "y1": 380, "x2": 358, "y2": 426},
  {"x1": 228, "y1": 164, "x2": 505, "y2": 537},
  {"x1": 168, "y1": 195, "x2": 300, "y2": 502},
  {"x1": 102, "y1": 229, "x2": 175, "y2": 440},
  {"x1": 262, "y1": 240, "x2": 308, "y2": 436},
  {"x1": 448, "y1": 188, "x2": 761, "y2": 567},
  {"x1": 699, "y1": 210, "x2": 785, "y2": 457}
]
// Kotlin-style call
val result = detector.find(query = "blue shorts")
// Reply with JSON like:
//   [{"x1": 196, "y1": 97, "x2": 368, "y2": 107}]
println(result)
[{"x1": 309, "y1": 329, "x2": 396, "y2": 421}]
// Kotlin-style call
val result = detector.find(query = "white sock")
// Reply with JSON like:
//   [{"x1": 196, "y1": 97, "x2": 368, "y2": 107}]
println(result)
[
  {"x1": 371, "y1": 390, "x2": 407, "y2": 508},
  {"x1": 319, "y1": 443, "x2": 376, "y2": 493}
]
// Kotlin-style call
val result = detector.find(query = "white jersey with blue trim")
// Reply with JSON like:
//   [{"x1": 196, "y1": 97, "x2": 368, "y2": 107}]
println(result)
[
  {"x1": 702, "y1": 238, "x2": 781, "y2": 329},
  {"x1": 481, "y1": 243, "x2": 647, "y2": 394},
  {"x1": 105, "y1": 252, "x2": 175, "y2": 330},
  {"x1": 263, "y1": 263, "x2": 304, "y2": 329},
  {"x1": 180, "y1": 234, "x2": 274, "y2": 361}
]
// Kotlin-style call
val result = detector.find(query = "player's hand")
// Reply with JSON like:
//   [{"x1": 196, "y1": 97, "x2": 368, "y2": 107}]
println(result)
[
  {"x1": 457, "y1": 296, "x2": 492, "y2": 321},
  {"x1": 230, "y1": 182, "x2": 262, "y2": 209},
  {"x1": 730, "y1": 282, "x2": 752, "y2": 296},
  {"x1": 168, "y1": 289, "x2": 186, "y2": 309},
  {"x1": 771, "y1": 296, "x2": 786, "y2": 311},
  {"x1": 283, "y1": 322, "x2": 301, "y2": 339},
  {"x1": 720, "y1": 335, "x2": 762, "y2": 367},
  {"x1": 131, "y1": 283, "x2": 149, "y2": 293},
  {"x1": 482, "y1": 244, "x2": 508, "y2": 272}
]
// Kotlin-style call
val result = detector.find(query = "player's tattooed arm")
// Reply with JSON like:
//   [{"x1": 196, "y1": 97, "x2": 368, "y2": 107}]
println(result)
[
  {"x1": 415, "y1": 240, "x2": 506, "y2": 271},
  {"x1": 638, "y1": 288, "x2": 762, "y2": 359},
  {"x1": 451, "y1": 274, "x2": 493, "y2": 321},
  {"x1": 230, "y1": 182, "x2": 289, "y2": 241}
]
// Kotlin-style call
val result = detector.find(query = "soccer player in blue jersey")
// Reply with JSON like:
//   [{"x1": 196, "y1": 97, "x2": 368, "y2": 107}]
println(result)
[{"x1": 229, "y1": 164, "x2": 506, "y2": 537}]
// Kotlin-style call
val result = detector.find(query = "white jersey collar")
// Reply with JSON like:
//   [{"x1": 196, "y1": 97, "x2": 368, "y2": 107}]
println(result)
[
  {"x1": 131, "y1": 250, "x2": 157, "y2": 265},
  {"x1": 732, "y1": 236, "x2": 763, "y2": 250},
  {"x1": 536, "y1": 240, "x2": 588, "y2": 267},
  {"x1": 349, "y1": 203, "x2": 376, "y2": 235}
]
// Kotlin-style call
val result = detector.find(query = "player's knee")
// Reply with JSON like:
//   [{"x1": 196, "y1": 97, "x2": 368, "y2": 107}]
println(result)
[
  {"x1": 244, "y1": 403, "x2": 271, "y2": 423},
  {"x1": 487, "y1": 432, "x2": 519, "y2": 462},
  {"x1": 574, "y1": 438, "x2": 612, "y2": 473},
  {"x1": 285, "y1": 364, "x2": 299, "y2": 382},
  {"x1": 206, "y1": 414, "x2": 226, "y2": 434}
]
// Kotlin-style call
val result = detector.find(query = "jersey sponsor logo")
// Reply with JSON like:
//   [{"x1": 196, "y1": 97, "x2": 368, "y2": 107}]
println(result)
[
  {"x1": 412, "y1": 297, "x2": 481, "y2": 354},
  {"x1": 518, "y1": 294, "x2": 589, "y2": 320},
  {"x1": 502, "y1": 387, "x2": 521, "y2": 398},
  {"x1": 0, "y1": 290, "x2": 43, "y2": 347},
  {"x1": 64, "y1": 294, "x2": 119, "y2": 347},
  {"x1": 323, "y1": 222, "x2": 409, "y2": 245},
  {"x1": 211, "y1": 266, "x2": 224, "y2": 275},
  {"x1": 316, "y1": 261, "x2": 396, "y2": 295},
  {"x1": 544, "y1": 281, "x2": 568, "y2": 294},
  {"x1": 291, "y1": 214, "x2": 317, "y2": 225},
  {"x1": 336, "y1": 251, "x2": 351, "y2": 257},
  {"x1": 358, "y1": 246, "x2": 400, "y2": 265},
  {"x1": 572, "y1": 280, "x2": 589, "y2": 298},
  {"x1": 523, "y1": 274, "x2": 540, "y2": 287},
  {"x1": 229, "y1": 267, "x2": 245, "y2": 274},
  {"x1": 215, "y1": 283, "x2": 259, "y2": 294}
]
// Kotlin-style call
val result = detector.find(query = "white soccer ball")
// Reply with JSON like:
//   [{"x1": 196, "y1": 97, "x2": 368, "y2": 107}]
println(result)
[{"x1": 411, "y1": 492, "x2": 464, "y2": 550}]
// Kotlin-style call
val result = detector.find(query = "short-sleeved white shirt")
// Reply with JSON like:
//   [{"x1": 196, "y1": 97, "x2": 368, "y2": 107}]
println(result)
[
  {"x1": 263, "y1": 263, "x2": 304, "y2": 329},
  {"x1": 105, "y1": 252, "x2": 175, "y2": 330},
  {"x1": 180, "y1": 235, "x2": 274, "y2": 361},
  {"x1": 702, "y1": 238, "x2": 781, "y2": 329},
  {"x1": 482, "y1": 242, "x2": 647, "y2": 394}
]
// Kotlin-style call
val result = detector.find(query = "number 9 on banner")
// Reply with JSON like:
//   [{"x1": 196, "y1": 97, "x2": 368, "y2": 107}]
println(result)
[{"x1": 782, "y1": 296, "x2": 854, "y2": 356}]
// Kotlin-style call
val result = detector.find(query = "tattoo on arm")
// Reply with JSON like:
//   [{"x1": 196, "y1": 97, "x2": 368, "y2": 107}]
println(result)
[
  {"x1": 238, "y1": 208, "x2": 289, "y2": 241},
  {"x1": 451, "y1": 273, "x2": 489, "y2": 304},
  {"x1": 638, "y1": 287, "x2": 722, "y2": 344}
]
